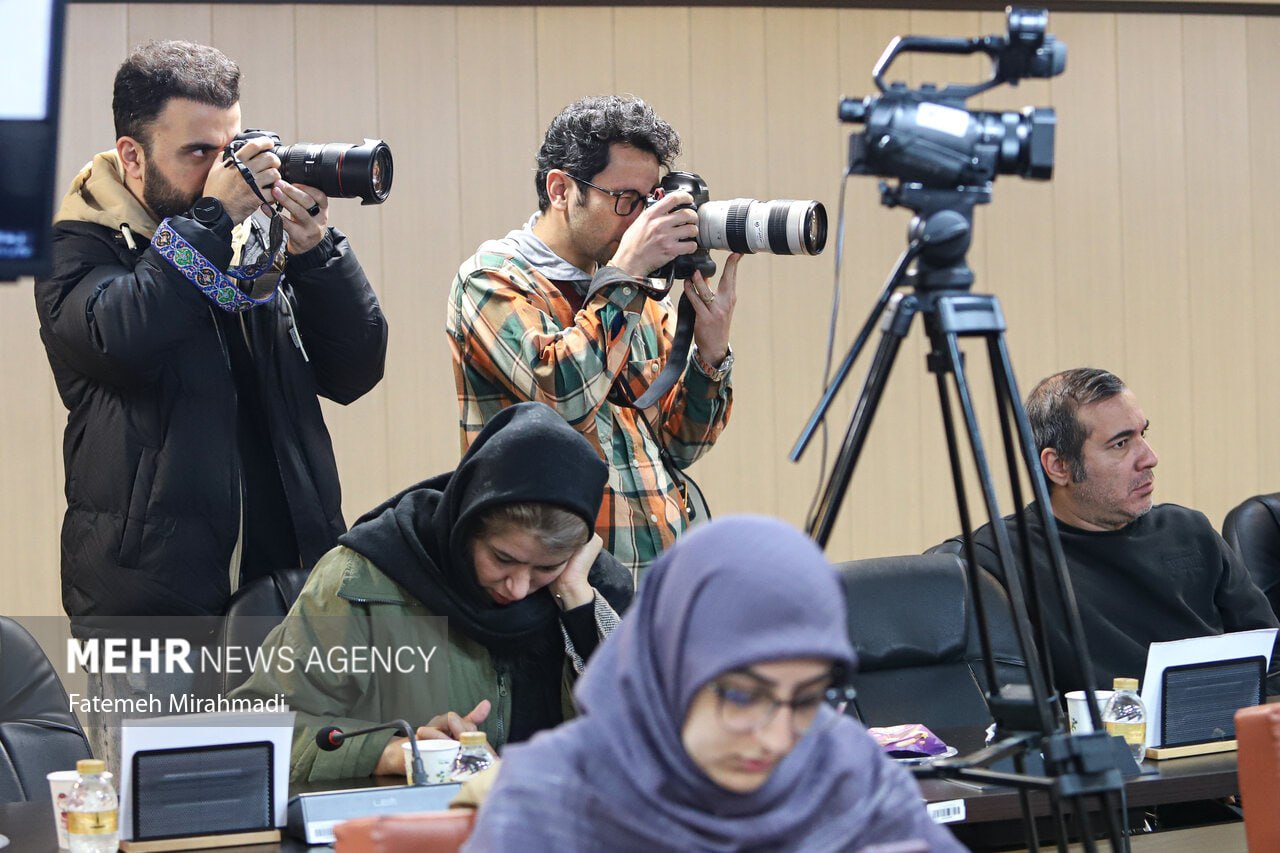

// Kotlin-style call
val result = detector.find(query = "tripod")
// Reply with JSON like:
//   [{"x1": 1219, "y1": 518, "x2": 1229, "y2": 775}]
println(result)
[{"x1": 794, "y1": 184, "x2": 1129, "y2": 852}]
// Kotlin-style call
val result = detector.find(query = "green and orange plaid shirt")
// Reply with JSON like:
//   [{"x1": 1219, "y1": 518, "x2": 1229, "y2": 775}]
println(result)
[{"x1": 447, "y1": 244, "x2": 732, "y2": 584}]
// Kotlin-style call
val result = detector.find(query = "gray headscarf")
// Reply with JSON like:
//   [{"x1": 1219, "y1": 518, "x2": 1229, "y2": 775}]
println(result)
[{"x1": 465, "y1": 516, "x2": 967, "y2": 852}]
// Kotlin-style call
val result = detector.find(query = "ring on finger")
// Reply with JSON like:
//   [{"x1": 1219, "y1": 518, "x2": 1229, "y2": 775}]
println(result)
[
  {"x1": 692, "y1": 280, "x2": 716, "y2": 304},
  {"x1": 306, "y1": 202, "x2": 322, "y2": 217}
]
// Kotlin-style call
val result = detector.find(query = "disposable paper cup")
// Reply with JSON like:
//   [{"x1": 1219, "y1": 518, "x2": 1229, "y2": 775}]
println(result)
[
  {"x1": 403, "y1": 739, "x2": 460, "y2": 784},
  {"x1": 1065, "y1": 689, "x2": 1114, "y2": 734},
  {"x1": 46, "y1": 770, "x2": 79, "y2": 849}
]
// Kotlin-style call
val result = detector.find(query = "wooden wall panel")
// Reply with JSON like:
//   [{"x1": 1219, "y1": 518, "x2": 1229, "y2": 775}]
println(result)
[
  {"x1": 455, "y1": 6, "x2": 538, "y2": 251},
  {"x1": 1247, "y1": 17, "x2": 1280, "y2": 495},
  {"x1": 535, "y1": 6, "x2": 615, "y2": 125},
  {"x1": 1047, "y1": 12, "x2": 1126, "y2": 374},
  {"x1": 758, "y1": 6, "x2": 846, "y2": 550},
  {"x1": 1182, "y1": 16, "x2": 1257, "y2": 518},
  {"x1": 612, "y1": 8, "x2": 693, "y2": 161},
  {"x1": 211, "y1": 5, "x2": 298, "y2": 144},
  {"x1": 1116, "y1": 13, "x2": 1195, "y2": 508},
  {"x1": 375, "y1": 5, "x2": 466, "y2": 490},
  {"x1": 683, "y1": 7, "x2": 773, "y2": 523},
  {"x1": 296, "y1": 5, "x2": 392, "y2": 516},
  {"x1": 7, "y1": 4, "x2": 1280, "y2": 620},
  {"x1": 126, "y1": 3, "x2": 210, "y2": 48},
  {"x1": 830, "y1": 8, "x2": 928, "y2": 560}
]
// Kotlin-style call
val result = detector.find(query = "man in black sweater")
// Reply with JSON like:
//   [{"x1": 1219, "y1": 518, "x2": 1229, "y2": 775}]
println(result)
[{"x1": 936, "y1": 368, "x2": 1279, "y2": 696}]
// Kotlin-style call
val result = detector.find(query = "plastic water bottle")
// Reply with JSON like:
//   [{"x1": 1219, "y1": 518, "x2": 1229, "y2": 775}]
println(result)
[
  {"x1": 450, "y1": 731, "x2": 494, "y2": 780},
  {"x1": 66, "y1": 759, "x2": 118, "y2": 853},
  {"x1": 1102, "y1": 677, "x2": 1147, "y2": 763}
]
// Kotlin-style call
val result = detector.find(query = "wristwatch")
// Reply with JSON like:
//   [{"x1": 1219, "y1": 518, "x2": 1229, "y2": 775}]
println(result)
[
  {"x1": 191, "y1": 196, "x2": 227, "y2": 228},
  {"x1": 697, "y1": 345, "x2": 735, "y2": 381}
]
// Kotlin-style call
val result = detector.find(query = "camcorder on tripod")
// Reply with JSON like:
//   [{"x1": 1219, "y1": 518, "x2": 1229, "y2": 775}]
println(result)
[{"x1": 793, "y1": 9, "x2": 1136, "y2": 852}]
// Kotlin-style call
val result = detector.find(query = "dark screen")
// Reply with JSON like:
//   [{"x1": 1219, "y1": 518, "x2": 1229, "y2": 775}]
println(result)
[{"x1": 0, "y1": 0, "x2": 66, "y2": 281}]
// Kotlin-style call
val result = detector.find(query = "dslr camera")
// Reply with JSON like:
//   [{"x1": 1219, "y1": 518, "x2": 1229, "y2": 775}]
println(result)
[
  {"x1": 839, "y1": 7, "x2": 1065, "y2": 191},
  {"x1": 226, "y1": 130, "x2": 394, "y2": 205},
  {"x1": 648, "y1": 172, "x2": 827, "y2": 281}
]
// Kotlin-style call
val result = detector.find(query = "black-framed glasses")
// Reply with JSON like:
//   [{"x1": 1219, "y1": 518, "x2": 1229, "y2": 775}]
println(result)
[
  {"x1": 566, "y1": 173, "x2": 648, "y2": 216},
  {"x1": 711, "y1": 677, "x2": 856, "y2": 738}
]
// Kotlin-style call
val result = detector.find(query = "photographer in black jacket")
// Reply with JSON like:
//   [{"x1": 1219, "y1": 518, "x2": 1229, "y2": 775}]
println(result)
[{"x1": 34, "y1": 40, "x2": 387, "y2": 772}]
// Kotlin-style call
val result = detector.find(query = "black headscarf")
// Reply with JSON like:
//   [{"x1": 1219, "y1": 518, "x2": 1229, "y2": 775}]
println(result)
[{"x1": 337, "y1": 402, "x2": 610, "y2": 656}]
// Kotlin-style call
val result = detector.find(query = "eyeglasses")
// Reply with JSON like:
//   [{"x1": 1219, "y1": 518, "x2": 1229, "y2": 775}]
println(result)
[
  {"x1": 566, "y1": 173, "x2": 649, "y2": 216},
  {"x1": 711, "y1": 679, "x2": 857, "y2": 738}
]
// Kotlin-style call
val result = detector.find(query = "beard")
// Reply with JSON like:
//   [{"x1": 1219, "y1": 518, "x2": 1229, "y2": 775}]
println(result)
[{"x1": 143, "y1": 161, "x2": 200, "y2": 221}]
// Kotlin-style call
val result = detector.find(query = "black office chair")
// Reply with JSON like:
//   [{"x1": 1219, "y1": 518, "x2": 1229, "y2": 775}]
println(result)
[
  {"x1": 837, "y1": 553, "x2": 1027, "y2": 731},
  {"x1": 1222, "y1": 492, "x2": 1280, "y2": 620},
  {"x1": 214, "y1": 568, "x2": 311, "y2": 695},
  {"x1": 0, "y1": 616, "x2": 93, "y2": 803}
]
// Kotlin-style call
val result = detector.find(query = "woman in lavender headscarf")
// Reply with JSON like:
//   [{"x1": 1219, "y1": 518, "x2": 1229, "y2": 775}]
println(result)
[{"x1": 465, "y1": 515, "x2": 965, "y2": 852}]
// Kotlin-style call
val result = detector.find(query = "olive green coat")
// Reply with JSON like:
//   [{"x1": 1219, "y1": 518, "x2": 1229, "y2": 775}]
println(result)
[{"x1": 232, "y1": 546, "x2": 612, "y2": 782}]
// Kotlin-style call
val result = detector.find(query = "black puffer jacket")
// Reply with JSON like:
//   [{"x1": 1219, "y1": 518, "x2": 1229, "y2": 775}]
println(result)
[{"x1": 35, "y1": 195, "x2": 387, "y2": 634}]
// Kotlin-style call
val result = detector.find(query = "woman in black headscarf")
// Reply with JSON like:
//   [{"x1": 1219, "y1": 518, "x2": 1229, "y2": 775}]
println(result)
[
  {"x1": 231, "y1": 402, "x2": 632, "y2": 782},
  {"x1": 466, "y1": 516, "x2": 965, "y2": 852}
]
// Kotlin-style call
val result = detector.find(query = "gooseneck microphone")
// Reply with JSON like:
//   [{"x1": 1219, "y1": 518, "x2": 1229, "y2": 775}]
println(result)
[{"x1": 315, "y1": 719, "x2": 426, "y2": 786}]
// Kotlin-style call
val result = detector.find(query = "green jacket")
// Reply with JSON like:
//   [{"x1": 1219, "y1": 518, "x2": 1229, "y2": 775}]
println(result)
[{"x1": 232, "y1": 546, "x2": 604, "y2": 782}]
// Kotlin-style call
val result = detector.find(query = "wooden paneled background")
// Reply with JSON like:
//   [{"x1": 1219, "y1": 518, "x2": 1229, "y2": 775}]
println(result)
[{"x1": 4, "y1": 4, "x2": 1278, "y2": 618}]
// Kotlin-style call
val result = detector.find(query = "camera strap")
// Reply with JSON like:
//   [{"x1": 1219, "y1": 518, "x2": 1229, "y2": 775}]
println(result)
[
  {"x1": 221, "y1": 148, "x2": 287, "y2": 284},
  {"x1": 628, "y1": 388, "x2": 712, "y2": 527},
  {"x1": 609, "y1": 290, "x2": 711, "y2": 525},
  {"x1": 152, "y1": 220, "x2": 277, "y2": 314},
  {"x1": 628, "y1": 289, "x2": 696, "y2": 410}
]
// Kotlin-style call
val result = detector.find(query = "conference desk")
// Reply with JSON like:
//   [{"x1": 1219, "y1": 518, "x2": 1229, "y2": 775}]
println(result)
[
  {"x1": 918, "y1": 742, "x2": 1244, "y2": 850},
  {"x1": 0, "y1": 751, "x2": 1245, "y2": 852}
]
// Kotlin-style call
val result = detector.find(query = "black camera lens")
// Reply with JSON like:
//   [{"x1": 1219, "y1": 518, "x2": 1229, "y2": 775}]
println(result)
[
  {"x1": 698, "y1": 199, "x2": 828, "y2": 256},
  {"x1": 277, "y1": 139, "x2": 394, "y2": 205}
]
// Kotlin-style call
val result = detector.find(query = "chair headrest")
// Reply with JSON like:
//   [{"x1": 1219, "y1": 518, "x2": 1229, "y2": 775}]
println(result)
[
  {"x1": 837, "y1": 553, "x2": 968, "y2": 670},
  {"x1": 0, "y1": 617, "x2": 82, "y2": 731},
  {"x1": 1224, "y1": 493, "x2": 1280, "y2": 551},
  {"x1": 226, "y1": 568, "x2": 311, "y2": 619}
]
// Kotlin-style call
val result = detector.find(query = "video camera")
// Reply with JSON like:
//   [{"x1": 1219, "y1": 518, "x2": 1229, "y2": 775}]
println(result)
[
  {"x1": 227, "y1": 130, "x2": 393, "y2": 205},
  {"x1": 839, "y1": 7, "x2": 1065, "y2": 193}
]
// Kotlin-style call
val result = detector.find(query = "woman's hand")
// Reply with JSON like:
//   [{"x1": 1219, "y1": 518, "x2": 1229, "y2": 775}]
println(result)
[
  {"x1": 548, "y1": 533, "x2": 602, "y2": 611},
  {"x1": 370, "y1": 700, "x2": 492, "y2": 776}
]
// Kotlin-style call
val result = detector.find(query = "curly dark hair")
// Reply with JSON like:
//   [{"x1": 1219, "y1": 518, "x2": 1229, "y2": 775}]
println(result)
[
  {"x1": 113, "y1": 40, "x2": 240, "y2": 150},
  {"x1": 1025, "y1": 368, "x2": 1127, "y2": 483},
  {"x1": 535, "y1": 95, "x2": 680, "y2": 212}
]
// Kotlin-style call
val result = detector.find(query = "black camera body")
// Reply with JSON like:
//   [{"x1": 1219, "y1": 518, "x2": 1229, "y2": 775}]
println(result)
[
  {"x1": 648, "y1": 171, "x2": 828, "y2": 281},
  {"x1": 227, "y1": 130, "x2": 393, "y2": 205},
  {"x1": 839, "y1": 7, "x2": 1065, "y2": 191}
]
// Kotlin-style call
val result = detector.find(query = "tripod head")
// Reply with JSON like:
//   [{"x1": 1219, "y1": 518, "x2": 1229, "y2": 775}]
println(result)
[{"x1": 892, "y1": 185, "x2": 990, "y2": 292}]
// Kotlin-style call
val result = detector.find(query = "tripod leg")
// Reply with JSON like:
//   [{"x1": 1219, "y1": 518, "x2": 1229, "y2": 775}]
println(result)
[
  {"x1": 1011, "y1": 750, "x2": 1044, "y2": 852},
  {"x1": 936, "y1": 326, "x2": 1057, "y2": 735},
  {"x1": 991, "y1": 336, "x2": 1113, "y2": 730},
  {"x1": 807, "y1": 295, "x2": 917, "y2": 546},
  {"x1": 931, "y1": 357, "x2": 1002, "y2": 696},
  {"x1": 986, "y1": 337, "x2": 1065, "y2": 712}
]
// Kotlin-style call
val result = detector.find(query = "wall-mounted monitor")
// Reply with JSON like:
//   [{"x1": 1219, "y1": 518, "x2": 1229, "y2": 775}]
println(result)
[{"x1": 0, "y1": 0, "x2": 66, "y2": 281}]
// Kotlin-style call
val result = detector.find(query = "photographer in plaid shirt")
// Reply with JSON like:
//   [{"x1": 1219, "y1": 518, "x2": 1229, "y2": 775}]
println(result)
[{"x1": 447, "y1": 96, "x2": 742, "y2": 583}]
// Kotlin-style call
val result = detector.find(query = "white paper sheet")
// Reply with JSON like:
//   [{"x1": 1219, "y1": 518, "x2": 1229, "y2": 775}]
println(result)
[
  {"x1": 117, "y1": 710, "x2": 295, "y2": 840},
  {"x1": 1139, "y1": 628, "x2": 1276, "y2": 748}
]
